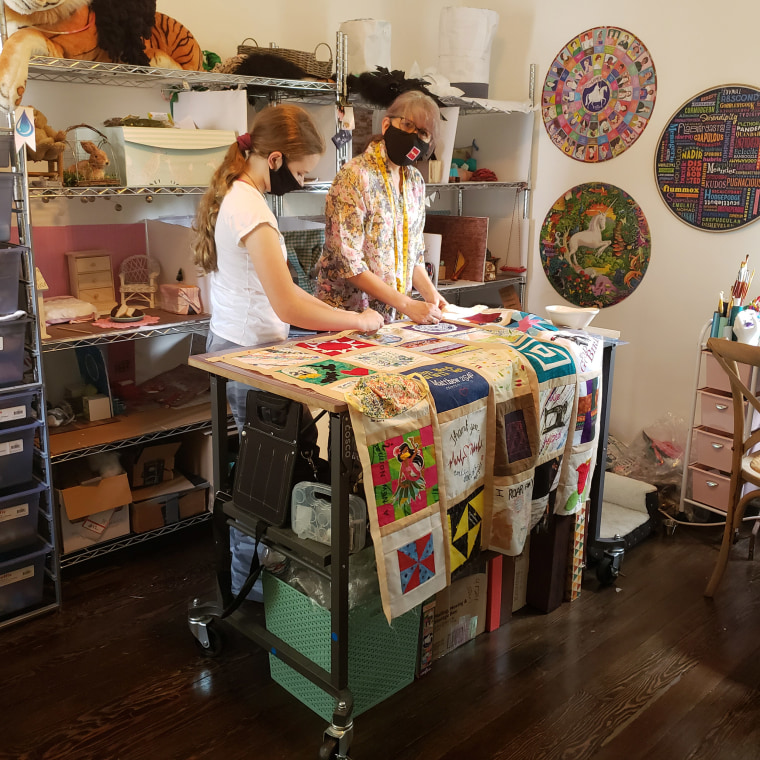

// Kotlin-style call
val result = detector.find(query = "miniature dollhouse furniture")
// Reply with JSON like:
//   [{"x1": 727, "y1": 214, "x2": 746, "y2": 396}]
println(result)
[
  {"x1": 703, "y1": 337, "x2": 760, "y2": 597},
  {"x1": 65, "y1": 249, "x2": 117, "y2": 316},
  {"x1": 119, "y1": 255, "x2": 160, "y2": 309}
]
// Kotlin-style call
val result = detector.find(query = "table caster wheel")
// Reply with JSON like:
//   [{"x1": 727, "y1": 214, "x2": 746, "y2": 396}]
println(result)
[
  {"x1": 318, "y1": 736, "x2": 339, "y2": 759},
  {"x1": 194, "y1": 621, "x2": 224, "y2": 658},
  {"x1": 596, "y1": 556, "x2": 617, "y2": 586}
]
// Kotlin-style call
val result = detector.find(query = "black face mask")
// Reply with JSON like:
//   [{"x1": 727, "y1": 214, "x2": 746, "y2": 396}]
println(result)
[
  {"x1": 383, "y1": 125, "x2": 428, "y2": 166},
  {"x1": 268, "y1": 156, "x2": 302, "y2": 196}
]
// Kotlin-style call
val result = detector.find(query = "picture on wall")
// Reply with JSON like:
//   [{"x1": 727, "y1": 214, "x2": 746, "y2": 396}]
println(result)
[
  {"x1": 539, "y1": 182, "x2": 651, "y2": 308},
  {"x1": 541, "y1": 26, "x2": 656, "y2": 163},
  {"x1": 654, "y1": 85, "x2": 760, "y2": 232}
]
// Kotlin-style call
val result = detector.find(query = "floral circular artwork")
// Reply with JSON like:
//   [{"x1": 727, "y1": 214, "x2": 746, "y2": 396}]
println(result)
[
  {"x1": 541, "y1": 26, "x2": 656, "y2": 162},
  {"x1": 540, "y1": 182, "x2": 651, "y2": 308}
]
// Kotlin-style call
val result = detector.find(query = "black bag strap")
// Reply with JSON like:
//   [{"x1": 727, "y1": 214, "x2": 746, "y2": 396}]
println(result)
[{"x1": 219, "y1": 519, "x2": 267, "y2": 619}]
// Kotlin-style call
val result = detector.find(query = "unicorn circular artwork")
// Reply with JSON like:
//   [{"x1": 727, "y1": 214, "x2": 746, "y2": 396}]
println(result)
[{"x1": 540, "y1": 182, "x2": 651, "y2": 308}]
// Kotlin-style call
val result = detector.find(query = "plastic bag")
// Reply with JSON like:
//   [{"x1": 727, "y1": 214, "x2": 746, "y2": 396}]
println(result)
[{"x1": 607, "y1": 412, "x2": 687, "y2": 491}]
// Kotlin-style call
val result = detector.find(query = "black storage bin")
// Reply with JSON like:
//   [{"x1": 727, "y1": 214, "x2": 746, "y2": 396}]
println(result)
[
  {"x1": 0, "y1": 317, "x2": 27, "y2": 386},
  {"x1": 0, "y1": 246, "x2": 21, "y2": 316},
  {"x1": 0, "y1": 480, "x2": 44, "y2": 554}
]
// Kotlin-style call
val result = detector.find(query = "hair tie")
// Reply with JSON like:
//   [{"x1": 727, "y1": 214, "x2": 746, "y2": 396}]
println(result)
[{"x1": 236, "y1": 133, "x2": 252, "y2": 153}]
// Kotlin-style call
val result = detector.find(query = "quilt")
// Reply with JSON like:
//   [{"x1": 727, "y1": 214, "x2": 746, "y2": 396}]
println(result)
[{"x1": 210, "y1": 309, "x2": 604, "y2": 622}]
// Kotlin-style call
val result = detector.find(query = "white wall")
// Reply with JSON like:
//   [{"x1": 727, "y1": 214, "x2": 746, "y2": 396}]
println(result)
[{"x1": 24, "y1": 0, "x2": 760, "y2": 445}]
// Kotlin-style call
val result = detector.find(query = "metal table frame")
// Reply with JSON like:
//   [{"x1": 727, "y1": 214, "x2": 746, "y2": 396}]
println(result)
[{"x1": 186, "y1": 351, "x2": 356, "y2": 758}]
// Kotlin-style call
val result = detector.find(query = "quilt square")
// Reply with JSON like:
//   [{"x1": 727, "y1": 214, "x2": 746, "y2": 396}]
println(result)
[
  {"x1": 368, "y1": 427, "x2": 438, "y2": 526},
  {"x1": 404, "y1": 321, "x2": 475, "y2": 336},
  {"x1": 504, "y1": 409, "x2": 533, "y2": 462},
  {"x1": 448, "y1": 486, "x2": 484, "y2": 573},
  {"x1": 539, "y1": 384, "x2": 575, "y2": 458},
  {"x1": 574, "y1": 377, "x2": 599, "y2": 445},
  {"x1": 407, "y1": 362, "x2": 490, "y2": 413},
  {"x1": 491, "y1": 476, "x2": 533, "y2": 555},
  {"x1": 351, "y1": 348, "x2": 424, "y2": 370},
  {"x1": 279, "y1": 360, "x2": 374, "y2": 386},
  {"x1": 440, "y1": 406, "x2": 487, "y2": 503},
  {"x1": 507, "y1": 334, "x2": 576, "y2": 383},
  {"x1": 296, "y1": 337, "x2": 376, "y2": 356},
  {"x1": 398, "y1": 533, "x2": 437, "y2": 593}
]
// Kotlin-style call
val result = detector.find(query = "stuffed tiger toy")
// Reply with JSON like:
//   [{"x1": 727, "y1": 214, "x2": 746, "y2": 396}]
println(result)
[{"x1": 0, "y1": 0, "x2": 203, "y2": 111}]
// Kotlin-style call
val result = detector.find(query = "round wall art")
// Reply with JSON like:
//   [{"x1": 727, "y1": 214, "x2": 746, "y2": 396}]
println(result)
[
  {"x1": 654, "y1": 85, "x2": 760, "y2": 232},
  {"x1": 541, "y1": 26, "x2": 656, "y2": 163},
  {"x1": 540, "y1": 182, "x2": 651, "y2": 308}
]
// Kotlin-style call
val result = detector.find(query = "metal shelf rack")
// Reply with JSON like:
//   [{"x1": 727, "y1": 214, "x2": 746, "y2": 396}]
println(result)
[{"x1": 0, "y1": 123, "x2": 61, "y2": 629}]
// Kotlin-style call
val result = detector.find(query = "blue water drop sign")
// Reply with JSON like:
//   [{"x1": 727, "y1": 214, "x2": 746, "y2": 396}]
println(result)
[{"x1": 16, "y1": 110, "x2": 34, "y2": 138}]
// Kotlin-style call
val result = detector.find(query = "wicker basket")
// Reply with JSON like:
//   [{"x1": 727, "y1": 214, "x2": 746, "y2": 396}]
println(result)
[{"x1": 236, "y1": 38, "x2": 333, "y2": 78}]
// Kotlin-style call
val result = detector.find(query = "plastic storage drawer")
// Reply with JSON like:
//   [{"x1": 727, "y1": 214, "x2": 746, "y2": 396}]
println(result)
[
  {"x1": 689, "y1": 464, "x2": 730, "y2": 512},
  {"x1": 704, "y1": 350, "x2": 753, "y2": 394},
  {"x1": 694, "y1": 428, "x2": 733, "y2": 474},
  {"x1": 0, "y1": 540, "x2": 51, "y2": 617},
  {"x1": 0, "y1": 173, "x2": 13, "y2": 242},
  {"x1": 698, "y1": 390, "x2": 737, "y2": 435},
  {"x1": 0, "y1": 419, "x2": 41, "y2": 490},
  {"x1": 0, "y1": 247, "x2": 21, "y2": 315},
  {"x1": 0, "y1": 133, "x2": 12, "y2": 168},
  {"x1": 263, "y1": 571, "x2": 420, "y2": 722},
  {"x1": 0, "y1": 389, "x2": 34, "y2": 428},
  {"x1": 0, "y1": 317, "x2": 27, "y2": 386},
  {"x1": 0, "y1": 480, "x2": 44, "y2": 553}
]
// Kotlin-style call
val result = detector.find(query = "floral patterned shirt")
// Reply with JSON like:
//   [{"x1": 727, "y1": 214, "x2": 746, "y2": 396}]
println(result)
[{"x1": 315, "y1": 140, "x2": 426, "y2": 322}]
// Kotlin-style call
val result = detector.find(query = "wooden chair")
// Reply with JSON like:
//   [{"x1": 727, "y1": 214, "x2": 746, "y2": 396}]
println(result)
[
  {"x1": 118, "y1": 255, "x2": 160, "y2": 309},
  {"x1": 704, "y1": 337, "x2": 760, "y2": 596}
]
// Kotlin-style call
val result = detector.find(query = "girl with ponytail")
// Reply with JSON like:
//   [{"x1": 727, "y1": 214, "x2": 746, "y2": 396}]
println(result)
[{"x1": 193, "y1": 104, "x2": 383, "y2": 430}]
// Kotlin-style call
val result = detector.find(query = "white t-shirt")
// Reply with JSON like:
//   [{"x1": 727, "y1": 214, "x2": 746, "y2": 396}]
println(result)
[{"x1": 209, "y1": 181, "x2": 290, "y2": 347}]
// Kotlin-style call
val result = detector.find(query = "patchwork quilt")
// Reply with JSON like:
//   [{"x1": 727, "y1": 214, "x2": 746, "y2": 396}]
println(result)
[{"x1": 210, "y1": 309, "x2": 604, "y2": 622}]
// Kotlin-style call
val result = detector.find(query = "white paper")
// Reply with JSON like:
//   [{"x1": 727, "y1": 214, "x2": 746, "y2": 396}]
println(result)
[
  {"x1": 434, "y1": 106, "x2": 459, "y2": 184},
  {"x1": 173, "y1": 90, "x2": 248, "y2": 135},
  {"x1": 423, "y1": 232, "x2": 442, "y2": 287}
]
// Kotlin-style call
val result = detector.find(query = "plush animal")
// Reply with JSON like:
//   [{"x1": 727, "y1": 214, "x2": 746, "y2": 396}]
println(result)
[
  {"x1": 26, "y1": 107, "x2": 66, "y2": 162},
  {"x1": 66, "y1": 140, "x2": 109, "y2": 180},
  {"x1": 0, "y1": 0, "x2": 203, "y2": 111}
]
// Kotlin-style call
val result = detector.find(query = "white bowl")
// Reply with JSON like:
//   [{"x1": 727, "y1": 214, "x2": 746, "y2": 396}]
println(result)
[{"x1": 545, "y1": 304, "x2": 599, "y2": 330}]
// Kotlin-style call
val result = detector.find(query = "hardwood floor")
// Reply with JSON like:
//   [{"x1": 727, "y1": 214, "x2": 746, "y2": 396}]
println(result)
[{"x1": 2, "y1": 520, "x2": 759, "y2": 760}]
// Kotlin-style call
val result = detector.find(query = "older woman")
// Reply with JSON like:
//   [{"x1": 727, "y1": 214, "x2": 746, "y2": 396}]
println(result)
[{"x1": 316, "y1": 90, "x2": 448, "y2": 325}]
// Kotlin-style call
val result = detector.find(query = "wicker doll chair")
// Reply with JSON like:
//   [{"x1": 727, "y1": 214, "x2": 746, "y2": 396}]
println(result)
[{"x1": 119, "y1": 255, "x2": 160, "y2": 309}]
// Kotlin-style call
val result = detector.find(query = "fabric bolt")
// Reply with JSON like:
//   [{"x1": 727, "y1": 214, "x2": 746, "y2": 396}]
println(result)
[{"x1": 315, "y1": 140, "x2": 426, "y2": 322}]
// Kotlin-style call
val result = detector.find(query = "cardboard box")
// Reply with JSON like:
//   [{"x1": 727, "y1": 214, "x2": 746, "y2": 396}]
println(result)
[
  {"x1": 513, "y1": 536, "x2": 530, "y2": 612},
  {"x1": 432, "y1": 571, "x2": 487, "y2": 660},
  {"x1": 130, "y1": 442, "x2": 181, "y2": 488},
  {"x1": 158, "y1": 284, "x2": 202, "y2": 315},
  {"x1": 59, "y1": 504, "x2": 130, "y2": 554},
  {"x1": 130, "y1": 474, "x2": 209, "y2": 533},
  {"x1": 105, "y1": 127, "x2": 235, "y2": 187},
  {"x1": 83, "y1": 393, "x2": 112, "y2": 421},
  {"x1": 56, "y1": 464, "x2": 132, "y2": 521}
]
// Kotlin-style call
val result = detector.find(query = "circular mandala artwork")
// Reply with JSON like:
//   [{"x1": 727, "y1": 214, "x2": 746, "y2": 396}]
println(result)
[
  {"x1": 540, "y1": 182, "x2": 651, "y2": 308},
  {"x1": 655, "y1": 85, "x2": 760, "y2": 232},
  {"x1": 542, "y1": 27, "x2": 656, "y2": 162}
]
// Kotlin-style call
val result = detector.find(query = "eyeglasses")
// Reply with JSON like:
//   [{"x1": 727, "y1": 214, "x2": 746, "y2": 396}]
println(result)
[{"x1": 389, "y1": 116, "x2": 432, "y2": 144}]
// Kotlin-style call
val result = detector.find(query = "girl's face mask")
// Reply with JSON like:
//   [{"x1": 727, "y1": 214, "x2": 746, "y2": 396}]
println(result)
[{"x1": 269, "y1": 156, "x2": 302, "y2": 195}]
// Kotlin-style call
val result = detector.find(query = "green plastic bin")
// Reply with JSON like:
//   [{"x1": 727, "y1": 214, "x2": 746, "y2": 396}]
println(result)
[{"x1": 263, "y1": 571, "x2": 420, "y2": 721}]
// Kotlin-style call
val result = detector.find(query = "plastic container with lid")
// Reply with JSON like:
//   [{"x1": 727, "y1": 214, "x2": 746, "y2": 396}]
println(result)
[{"x1": 291, "y1": 481, "x2": 367, "y2": 553}]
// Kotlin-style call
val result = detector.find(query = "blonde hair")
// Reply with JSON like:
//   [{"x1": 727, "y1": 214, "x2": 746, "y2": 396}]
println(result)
[
  {"x1": 193, "y1": 104, "x2": 325, "y2": 273},
  {"x1": 385, "y1": 90, "x2": 441, "y2": 146}
]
